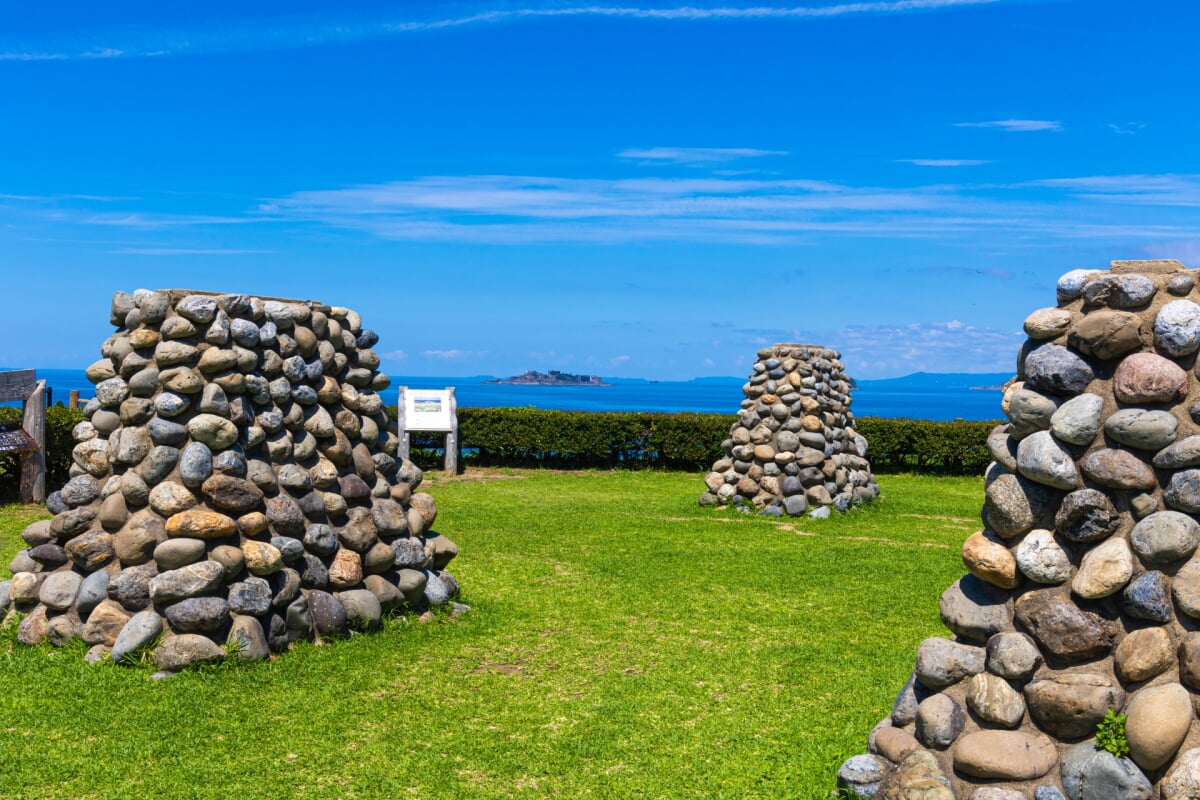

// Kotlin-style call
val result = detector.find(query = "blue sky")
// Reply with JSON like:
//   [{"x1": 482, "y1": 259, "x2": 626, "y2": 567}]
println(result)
[{"x1": 3, "y1": 0, "x2": 1199, "y2": 380}]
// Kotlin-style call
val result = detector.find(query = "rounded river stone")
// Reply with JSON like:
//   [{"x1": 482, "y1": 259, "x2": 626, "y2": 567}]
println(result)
[
  {"x1": 1055, "y1": 488, "x2": 1120, "y2": 543},
  {"x1": 1122, "y1": 570, "x2": 1172, "y2": 623},
  {"x1": 1130, "y1": 510, "x2": 1200, "y2": 566},
  {"x1": 1156, "y1": 299, "x2": 1200, "y2": 357},
  {"x1": 1068, "y1": 310, "x2": 1143, "y2": 360},
  {"x1": 1114, "y1": 351, "x2": 1188, "y2": 404},
  {"x1": 1023, "y1": 344, "x2": 1094, "y2": 396},
  {"x1": 1016, "y1": 430, "x2": 1079, "y2": 489},
  {"x1": 1104, "y1": 408, "x2": 1178, "y2": 450}
]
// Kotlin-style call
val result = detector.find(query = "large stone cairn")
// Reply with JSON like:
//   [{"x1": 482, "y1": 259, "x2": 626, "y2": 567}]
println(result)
[
  {"x1": 0, "y1": 289, "x2": 460, "y2": 673},
  {"x1": 699, "y1": 344, "x2": 878, "y2": 518},
  {"x1": 837, "y1": 260, "x2": 1200, "y2": 799}
]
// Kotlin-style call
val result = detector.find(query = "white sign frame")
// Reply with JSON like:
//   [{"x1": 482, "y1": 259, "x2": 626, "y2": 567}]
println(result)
[{"x1": 397, "y1": 386, "x2": 459, "y2": 472}]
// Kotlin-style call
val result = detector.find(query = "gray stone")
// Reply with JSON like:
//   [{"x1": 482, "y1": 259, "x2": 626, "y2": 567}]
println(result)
[
  {"x1": 1007, "y1": 388, "x2": 1059, "y2": 439},
  {"x1": 1131, "y1": 510, "x2": 1199, "y2": 566},
  {"x1": 308, "y1": 590, "x2": 348, "y2": 638},
  {"x1": 1104, "y1": 408, "x2": 1179, "y2": 450},
  {"x1": 1024, "y1": 344, "x2": 1095, "y2": 396},
  {"x1": 1173, "y1": 557, "x2": 1200, "y2": 618},
  {"x1": 228, "y1": 577, "x2": 272, "y2": 616},
  {"x1": 1167, "y1": 469, "x2": 1200, "y2": 514},
  {"x1": 1083, "y1": 272, "x2": 1156, "y2": 308},
  {"x1": 1156, "y1": 299, "x2": 1200, "y2": 356},
  {"x1": 228, "y1": 614, "x2": 269, "y2": 660},
  {"x1": 153, "y1": 633, "x2": 225, "y2": 672},
  {"x1": 110, "y1": 610, "x2": 162, "y2": 664},
  {"x1": 940, "y1": 575, "x2": 1012, "y2": 643},
  {"x1": 837, "y1": 754, "x2": 887, "y2": 799},
  {"x1": 1055, "y1": 489, "x2": 1120, "y2": 543},
  {"x1": 75, "y1": 570, "x2": 109, "y2": 617},
  {"x1": 138, "y1": 445, "x2": 179, "y2": 485},
  {"x1": 1164, "y1": 747, "x2": 1200, "y2": 800},
  {"x1": 176, "y1": 294, "x2": 218, "y2": 324},
  {"x1": 149, "y1": 560, "x2": 224, "y2": 605},
  {"x1": 914, "y1": 637, "x2": 986, "y2": 689},
  {"x1": 265, "y1": 494, "x2": 304, "y2": 536},
  {"x1": 303, "y1": 523, "x2": 337, "y2": 556},
  {"x1": 153, "y1": 537, "x2": 207, "y2": 571},
  {"x1": 61, "y1": 475, "x2": 98, "y2": 506},
  {"x1": 1156, "y1": 435, "x2": 1200, "y2": 469},
  {"x1": 1060, "y1": 741, "x2": 1151, "y2": 800},
  {"x1": 187, "y1": 413, "x2": 238, "y2": 450},
  {"x1": 38, "y1": 571, "x2": 82, "y2": 611},
  {"x1": 915, "y1": 693, "x2": 965, "y2": 749},
  {"x1": 337, "y1": 589, "x2": 382, "y2": 630},
  {"x1": 1058, "y1": 269, "x2": 1096, "y2": 302},
  {"x1": 1122, "y1": 570, "x2": 1172, "y2": 623},
  {"x1": 1017, "y1": 430, "x2": 1080, "y2": 489},
  {"x1": 985, "y1": 632, "x2": 1043, "y2": 680},
  {"x1": 270, "y1": 536, "x2": 305, "y2": 563},
  {"x1": 178, "y1": 442, "x2": 213, "y2": 489},
  {"x1": 164, "y1": 597, "x2": 230, "y2": 633},
  {"x1": 986, "y1": 473, "x2": 1060, "y2": 538},
  {"x1": 107, "y1": 563, "x2": 158, "y2": 612}
]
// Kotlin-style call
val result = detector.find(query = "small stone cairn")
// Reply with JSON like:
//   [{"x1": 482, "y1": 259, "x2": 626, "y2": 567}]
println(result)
[
  {"x1": 699, "y1": 344, "x2": 878, "y2": 517},
  {"x1": 0, "y1": 289, "x2": 460, "y2": 674},
  {"x1": 838, "y1": 260, "x2": 1200, "y2": 799}
]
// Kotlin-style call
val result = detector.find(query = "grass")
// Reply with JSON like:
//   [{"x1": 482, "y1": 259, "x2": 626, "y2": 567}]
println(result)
[{"x1": 0, "y1": 470, "x2": 980, "y2": 799}]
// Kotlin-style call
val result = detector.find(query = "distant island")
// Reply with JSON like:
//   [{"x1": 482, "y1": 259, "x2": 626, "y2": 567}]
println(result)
[{"x1": 485, "y1": 370, "x2": 611, "y2": 386}]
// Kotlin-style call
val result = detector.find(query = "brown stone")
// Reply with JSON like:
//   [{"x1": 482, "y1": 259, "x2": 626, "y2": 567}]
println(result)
[
  {"x1": 200, "y1": 475, "x2": 264, "y2": 515},
  {"x1": 1024, "y1": 308, "x2": 1074, "y2": 341},
  {"x1": 965, "y1": 673, "x2": 1025, "y2": 728},
  {"x1": 952, "y1": 730, "x2": 1057, "y2": 780},
  {"x1": 81, "y1": 599, "x2": 132, "y2": 646},
  {"x1": 1068, "y1": 310, "x2": 1143, "y2": 360},
  {"x1": 64, "y1": 530, "x2": 116, "y2": 571},
  {"x1": 877, "y1": 751, "x2": 953, "y2": 800},
  {"x1": 962, "y1": 530, "x2": 1019, "y2": 589},
  {"x1": 1079, "y1": 448, "x2": 1157, "y2": 491},
  {"x1": 1125, "y1": 683, "x2": 1192, "y2": 771},
  {"x1": 165, "y1": 509, "x2": 238, "y2": 540},
  {"x1": 874, "y1": 727, "x2": 921, "y2": 763},
  {"x1": 1024, "y1": 673, "x2": 1124, "y2": 740},
  {"x1": 328, "y1": 548, "x2": 363, "y2": 590},
  {"x1": 1113, "y1": 351, "x2": 1188, "y2": 404},
  {"x1": 1115, "y1": 626, "x2": 1174, "y2": 683},
  {"x1": 1014, "y1": 589, "x2": 1113, "y2": 663},
  {"x1": 242, "y1": 540, "x2": 283, "y2": 577}
]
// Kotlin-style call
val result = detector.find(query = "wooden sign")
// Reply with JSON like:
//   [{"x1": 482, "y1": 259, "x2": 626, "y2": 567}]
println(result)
[{"x1": 397, "y1": 386, "x2": 459, "y2": 472}]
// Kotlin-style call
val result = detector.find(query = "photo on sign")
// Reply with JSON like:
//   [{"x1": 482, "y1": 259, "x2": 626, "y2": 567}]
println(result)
[{"x1": 414, "y1": 397, "x2": 443, "y2": 413}]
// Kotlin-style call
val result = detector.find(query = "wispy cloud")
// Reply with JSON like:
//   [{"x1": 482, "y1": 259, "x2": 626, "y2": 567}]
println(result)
[
  {"x1": 112, "y1": 247, "x2": 271, "y2": 255},
  {"x1": 1108, "y1": 122, "x2": 1145, "y2": 136},
  {"x1": 0, "y1": 1, "x2": 1007, "y2": 61},
  {"x1": 954, "y1": 119, "x2": 1063, "y2": 132},
  {"x1": 1023, "y1": 174, "x2": 1200, "y2": 206},
  {"x1": 619, "y1": 147, "x2": 788, "y2": 165},
  {"x1": 896, "y1": 158, "x2": 991, "y2": 167},
  {"x1": 380, "y1": 349, "x2": 408, "y2": 361},
  {"x1": 610, "y1": 354, "x2": 631, "y2": 366},
  {"x1": 423, "y1": 349, "x2": 488, "y2": 360}
]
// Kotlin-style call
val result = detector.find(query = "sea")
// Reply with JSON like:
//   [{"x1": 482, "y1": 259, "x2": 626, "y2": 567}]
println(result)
[{"x1": 9, "y1": 368, "x2": 1005, "y2": 421}]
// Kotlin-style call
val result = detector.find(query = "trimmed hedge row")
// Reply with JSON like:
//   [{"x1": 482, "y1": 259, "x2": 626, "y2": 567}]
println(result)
[{"x1": 0, "y1": 404, "x2": 999, "y2": 501}]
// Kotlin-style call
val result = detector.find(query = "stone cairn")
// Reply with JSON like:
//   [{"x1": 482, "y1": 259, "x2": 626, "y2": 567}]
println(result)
[
  {"x1": 699, "y1": 344, "x2": 878, "y2": 518},
  {"x1": 0, "y1": 289, "x2": 460, "y2": 674},
  {"x1": 837, "y1": 260, "x2": 1200, "y2": 799}
]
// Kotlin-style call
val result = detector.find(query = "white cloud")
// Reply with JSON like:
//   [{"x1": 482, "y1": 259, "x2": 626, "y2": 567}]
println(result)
[
  {"x1": 619, "y1": 147, "x2": 788, "y2": 164},
  {"x1": 610, "y1": 354, "x2": 631, "y2": 366},
  {"x1": 954, "y1": 119, "x2": 1063, "y2": 132},
  {"x1": 1108, "y1": 122, "x2": 1145, "y2": 136},
  {"x1": 380, "y1": 349, "x2": 408, "y2": 361},
  {"x1": 0, "y1": 0, "x2": 1008, "y2": 61},
  {"x1": 896, "y1": 158, "x2": 991, "y2": 167},
  {"x1": 112, "y1": 247, "x2": 270, "y2": 255},
  {"x1": 422, "y1": 349, "x2": 487, "y2": 360}
]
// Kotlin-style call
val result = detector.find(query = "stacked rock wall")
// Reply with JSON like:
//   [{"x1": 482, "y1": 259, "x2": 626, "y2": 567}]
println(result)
[
  {"x1": 699, "y1": 344, "x2": 878, "y2": 518},
  {"x1": 838, "y1": 260, "x2": 1200, "y2": 799},
  {"x1": 0, "y1": 289, "x2": 460, "y2": 674}
]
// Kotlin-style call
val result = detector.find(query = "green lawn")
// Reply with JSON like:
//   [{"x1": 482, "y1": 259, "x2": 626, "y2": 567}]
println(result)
[{"x1": 0, "y1": 471, "x2": 979, "y2": 799}]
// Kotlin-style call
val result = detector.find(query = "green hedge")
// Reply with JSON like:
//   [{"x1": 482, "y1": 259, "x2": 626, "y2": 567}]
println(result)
[{"x1": 0, "y1": 404, "x2": 999, "y2": 501}]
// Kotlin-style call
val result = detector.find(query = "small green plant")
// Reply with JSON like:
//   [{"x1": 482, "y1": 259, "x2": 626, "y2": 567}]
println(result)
[{"x1": 1095, "y1": 708, "x2": 1129, "y2": 757}]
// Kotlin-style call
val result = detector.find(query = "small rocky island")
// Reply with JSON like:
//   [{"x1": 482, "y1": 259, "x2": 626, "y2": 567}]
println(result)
[{"x1": 485, "y1": 370, "x2": 610, "y2": 386}]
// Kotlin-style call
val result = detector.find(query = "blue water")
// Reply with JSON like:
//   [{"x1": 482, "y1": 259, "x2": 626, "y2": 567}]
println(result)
[{"x1": 10, "y1": 369, "x2": 1004, "y2": 421}]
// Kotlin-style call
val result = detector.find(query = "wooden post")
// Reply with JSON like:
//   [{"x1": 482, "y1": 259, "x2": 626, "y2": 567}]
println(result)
[
  {"x1": 20, "y1": 380, "x2": 46, "y2": 504},
  {"x1": 69, "y1": 390, "x2": 79, "y2": 409},
  {"x1": 397, "y1": 386, "x2": 411, "y2": 461},
  {"x1": 444, "y1": 387, "x2": 459, "y2": 474}
]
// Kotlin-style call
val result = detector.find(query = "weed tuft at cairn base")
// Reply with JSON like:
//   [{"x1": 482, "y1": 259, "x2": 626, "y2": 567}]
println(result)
[
  {"x1": 699, "y1": 343, "x2": 878, "y2": 517},
  {"x1": 839, "y1": 260, "x2": 1200, "y2": 799},
  {"x1": 2, "y1": 289, "x2": 460, "y2": 673}
]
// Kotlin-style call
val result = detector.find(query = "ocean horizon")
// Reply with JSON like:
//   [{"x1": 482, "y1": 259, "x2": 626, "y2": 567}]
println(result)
[{"x1": 4, "y1": 368, "x2": 1006, "y2": 421}]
